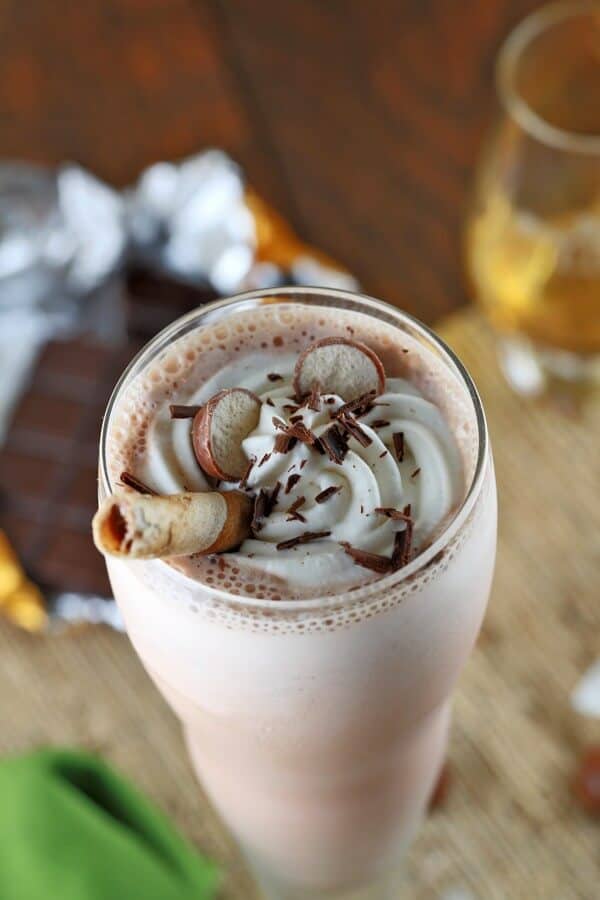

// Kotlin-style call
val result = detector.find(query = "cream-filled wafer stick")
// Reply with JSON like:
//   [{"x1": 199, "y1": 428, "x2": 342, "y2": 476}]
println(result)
[{"x1": 93, "y1": 490, "x2": 252, "y2": 559}]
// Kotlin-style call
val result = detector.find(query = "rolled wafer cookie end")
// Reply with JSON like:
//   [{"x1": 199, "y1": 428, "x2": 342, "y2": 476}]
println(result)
[{"x1": 92, "y1": 490, "x2": 253, "y2": 559}]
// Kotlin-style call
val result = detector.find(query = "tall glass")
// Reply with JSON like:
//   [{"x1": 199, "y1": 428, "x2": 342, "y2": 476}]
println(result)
[
  {"x1": 99, "y1": 288, "x2": 497, "y2": 899},
  {"x1": 465, "y1": 1, "x2": 600, "y2": 398}
]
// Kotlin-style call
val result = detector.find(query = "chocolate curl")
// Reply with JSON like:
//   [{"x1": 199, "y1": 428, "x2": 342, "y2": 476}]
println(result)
[{"x1": 93, "y1": 490, "x2": 252, "y2": 559}]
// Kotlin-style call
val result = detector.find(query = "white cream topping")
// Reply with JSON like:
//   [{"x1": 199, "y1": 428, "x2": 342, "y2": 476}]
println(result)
[{"x1": 140, "y1": 351, "x2": 463, "y2": 591}]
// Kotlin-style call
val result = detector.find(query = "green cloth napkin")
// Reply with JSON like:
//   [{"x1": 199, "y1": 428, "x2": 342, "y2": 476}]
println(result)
[{"x1": 0, "y1": 749, "x2": 220, "y2": 900}]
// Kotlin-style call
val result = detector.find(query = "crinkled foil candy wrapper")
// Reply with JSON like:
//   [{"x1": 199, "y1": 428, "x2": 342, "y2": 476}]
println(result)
[
  {"x1": 0, "y1": 151, "x2": 356, "y2": 632},
  {"x1": 0, "y1": 150, "x2": 355, "y2": 298}
]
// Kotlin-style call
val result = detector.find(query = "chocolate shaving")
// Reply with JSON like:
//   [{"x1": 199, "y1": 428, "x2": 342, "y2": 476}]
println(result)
[
  {"x1": 283, "y1": 403, "x2": 300, "y2": 413},
  {"x1": 287, "y1": 512, "x2": 307, "y2": 524},
  {"x1": 371, "y1": 419, "x2": 390, "y2": 428},
  {"x1": 319, "y1": 425, "x2": 349, "y2": 464},
  {"x1": 392, "y1": 520, "x2": 414, "y2": 569},
  {"x1": 411, "y1": 467, "x2": 421, "y2": 479},
  {"x1": 274, "y1": 412, "x2": 320, "y2": 450},
  {"x1": 285, "y1": 473, "x2": 302, "y2": 494},
  {"x1": 258, "y1": 452, "x2": 272, "y2": 467},
  {"x1": 287, "y1": 495, "x2": 305, "y2": 513},
  {"x1": 393, "y1": 432, "x2": 404, "y2": 462},
  {"x1": 251, "y1": 490, "x2": 268, "y2": 533},
  {"x1": 267, "y1": 372, "x2": 283, "y2": 381},
  {"x1": 300, "y1": 459, "x2": 308, "y2": 469},
  {"x1": 337, "y1": 412, "x2": 372, "y2": 447},
  {"x1": 335, "y1": 390, "x2": 377, "y2": 419},
  {"x1": 265, "y1": 397, "x2": 275, "y2": 407},
  {"x1": 277, "y1": 531, "x2": 331, "y2": 551},
  {"x1": 340, "y1": 543, "x2": 392, "y2": 574},
  {"x1": 289, "y1": 414, "x2": 304, "y2": 424},
  {"x1": 169, "y1": 404, "x2": 201, "y2": 419},
  {"x1": 239, "y1": 456, "x2": 256, "y2": 489},
  {"x1": 251, "y1": 481, "x2": 282, "y2": 533},
  {"x1": 307, "y1": 382, "x2": 321, "y2": 412},
  {"x1": 325, "y1": 397, "x2": 336, "y2": 405},
  {"x1": 120, "y1": 471, "x2": 157, "y2": 495},
  {"x1": 315, "y1": 485, "x2": 342, "y2": 504},
  {"x1": 286, "y1": 496, "x2": 306, "y2": 522},
  {"x1": 374, "y1": 506, "x2": 413, "y2": 522},
  {"x1": 379, "y1": 450, "x2": 388, "y2": 458},
  {"x1": 274, "y1": 433, "x2": 297, "y2": 454},
  {"x1": 288, "y1": 422, "x2": 318, "y2": 446}
]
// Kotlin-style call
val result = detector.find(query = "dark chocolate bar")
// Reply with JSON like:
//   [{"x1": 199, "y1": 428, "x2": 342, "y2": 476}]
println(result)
[
  {"x1": 0, "y1": 336, "x2": 143, "y2": 597},
  {"x1": 125, "y1": 266, "x2": 217, "y2": 339}
]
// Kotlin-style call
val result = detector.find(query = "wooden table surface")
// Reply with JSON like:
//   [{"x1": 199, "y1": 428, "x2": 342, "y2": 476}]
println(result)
[{"x1": 0, "y1": 0, "x2": 541, "y2": 323}]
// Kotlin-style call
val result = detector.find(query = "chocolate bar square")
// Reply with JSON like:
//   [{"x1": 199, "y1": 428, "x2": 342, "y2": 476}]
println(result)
[
  {"x1": 0, "y1": 336, "x2": 143, "y2": 597},
  {"x1": 126, "y1": 266, "x2": 217, "y2": 339}
]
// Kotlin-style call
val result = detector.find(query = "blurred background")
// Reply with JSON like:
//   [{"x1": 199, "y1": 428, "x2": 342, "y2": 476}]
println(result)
[
  {"x1": 0, "y1": 0, "x2": 535, "y2": 318},
  {"x1": 0, "y1": 2, "x2": 598, "y2": 898}
]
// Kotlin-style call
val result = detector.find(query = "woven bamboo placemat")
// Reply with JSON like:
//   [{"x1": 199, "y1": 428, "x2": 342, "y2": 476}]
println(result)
[{"x1": 0, "y1": 309, "x2": 598, "y2": 900}]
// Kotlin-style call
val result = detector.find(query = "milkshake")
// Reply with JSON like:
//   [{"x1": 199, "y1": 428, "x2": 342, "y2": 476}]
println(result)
[{"x1": 97, "y1": 288, "x2": 497, "y2": 898}]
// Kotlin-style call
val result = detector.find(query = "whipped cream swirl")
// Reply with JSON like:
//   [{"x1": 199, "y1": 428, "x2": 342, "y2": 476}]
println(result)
[{"x1": 141, "y1": 351, "x2": 463, "y2": 592}]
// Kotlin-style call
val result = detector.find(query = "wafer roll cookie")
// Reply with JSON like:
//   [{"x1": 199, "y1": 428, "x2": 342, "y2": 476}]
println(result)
[{"x1": 93, "y1": 490, "x2": 252, "y2": 559}]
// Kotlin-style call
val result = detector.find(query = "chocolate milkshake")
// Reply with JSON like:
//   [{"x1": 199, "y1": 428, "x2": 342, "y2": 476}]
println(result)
[{"x1": 96, "y1": 288, "x2": 497, "y2": 899}]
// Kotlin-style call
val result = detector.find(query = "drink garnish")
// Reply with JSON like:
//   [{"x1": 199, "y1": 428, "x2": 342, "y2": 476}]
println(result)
[
  {"x1": 294, "y1": 338, "x2": 385, "y2": 401},
  {"x1": 336, "y1": 412, "x2": 372, "y2": 447},
  {"x1": 93, "y1": 490, "x2": 253, "y2": 558},
  {"x1": 334, "y1": 389, "x2": 377, "y2": 419},
  {"x1": 274, "y1": 432, "x2": 297, "y2": 454},
  {"x1": 119, "y1": 471, "x2": 158, "y2": 495},
  {"x1": 315, "y1": 485, "x2": 342, "y2": 504},
  {"x1": 307, "y1": 382, "x2": 321, "y2": 411},
  {"x1": 276, "y1": 531, "x2": 332, "y2": 551},
  {"x1": 239, "y1": 456, "x2": 256, "y2": 490},
  {"x1": 285, "y1": 473, "x2": 301, "y2": 494},
  {"x1": 340, "y1": 544, "x2": 392, "y2": 573},
  {"x1": 192, "y1": 388, "x2": 262, "y2": 480},
  {"x1": 393, "y1": 431, "x2": 405, "y2": 462},
  {"x1": 251, "y1": 490, "x2": 269, "y2": 533},
  {"x1": 319, "y1": 424, "x2": 349, "y2": 464},
  {"x1": 392, "y1": 522, "x2": 413, "y2": 568},
  {"x1": 374, "y1": 506, "x2": 413, "y2": 522},
  {"x1": 286, "y1": 497, "x2": 306, "y2": 522}
]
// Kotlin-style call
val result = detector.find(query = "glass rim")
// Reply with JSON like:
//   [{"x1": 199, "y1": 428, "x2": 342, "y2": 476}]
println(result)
[
  {"x1": 496, "y1": 0, "x2": 600, "y2": 155},
  {"x1": 99, "y1": 286, "x2": 489, "y2": 613}
]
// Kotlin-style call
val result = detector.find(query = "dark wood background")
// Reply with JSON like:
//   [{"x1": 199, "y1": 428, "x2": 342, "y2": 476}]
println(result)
[{"x1": 0, "y1": 0, "x2": 541, "y2": 323}]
